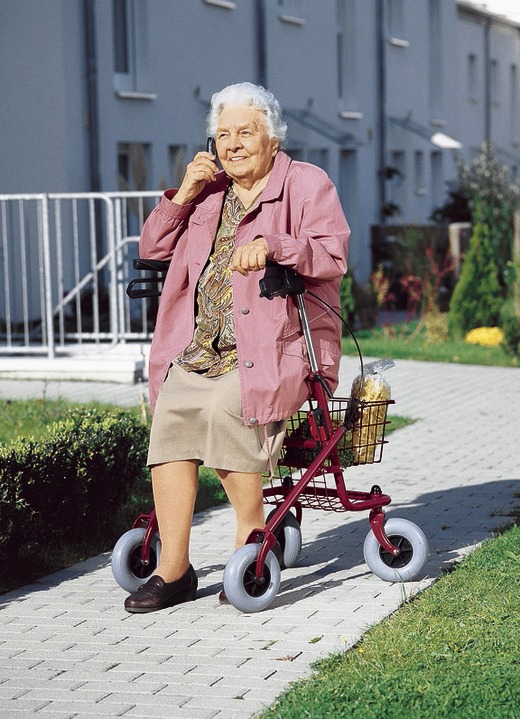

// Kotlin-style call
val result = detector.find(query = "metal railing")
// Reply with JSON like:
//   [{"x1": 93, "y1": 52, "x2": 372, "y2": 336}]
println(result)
[{"x1": 0, "y1": 191, "x2": 163, "y2": 357}]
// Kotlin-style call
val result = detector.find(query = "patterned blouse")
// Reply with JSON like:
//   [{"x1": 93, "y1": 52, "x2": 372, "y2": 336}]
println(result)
[{"x1": 175, "y1": 185, "x2": 254, "y2": 376}]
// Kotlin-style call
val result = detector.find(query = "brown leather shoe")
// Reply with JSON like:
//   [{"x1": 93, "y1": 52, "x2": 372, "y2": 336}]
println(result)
[
  {"x1": 124, "y1": 565, "x2": 198, "y2": 613},
  {"x1": 218, "y1": 589, "x2": 229, "y2": 604}
]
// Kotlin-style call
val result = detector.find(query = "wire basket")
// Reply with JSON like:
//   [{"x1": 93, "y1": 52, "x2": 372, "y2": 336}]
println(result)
[
  {"x1": 281, "y1": 397, "x2": 393, "y2": 468},
  {"x1": 263, "y1": 397, "x2": 394, "y2": 512}
]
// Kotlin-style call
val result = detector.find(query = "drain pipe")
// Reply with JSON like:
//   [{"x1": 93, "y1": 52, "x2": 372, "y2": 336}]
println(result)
[
  {"x1": 255, "y1": 0, "x2": 267, "y2": 87},
  {"x1": 83, "y1": 0, "x2": 104, "y2": 267},
  {"x1": 376, "y1": 0, "x2": 387, "y2": 224},
  {"x1": 484, "y1": 15, "x2": 491, "y2": 143},
  {"x1": 83, "y1": 0, "x2": 101, "y2": 193}
]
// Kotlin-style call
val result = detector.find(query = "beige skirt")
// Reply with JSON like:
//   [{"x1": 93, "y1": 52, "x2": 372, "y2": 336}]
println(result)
[{"x1": 147, "y1": 362, "x2": 287, "y2": 473}]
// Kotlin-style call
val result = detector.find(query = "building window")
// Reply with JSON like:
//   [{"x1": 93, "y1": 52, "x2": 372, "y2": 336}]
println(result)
[
  {"x1": 468, "y1": 53, "x2": 478, "y2": 102},
  {"x1": 428, "y1": 0, "x2": 442, "y2": 117},
  {"x1": 118, "y1": 142, "x2": 151, "y2": 234},
  {"x1": 414, "y1": 151, "x2": 426, "y2": 196},
  {"x1": 118, "y1": 142, "x2": 150, "y2": 191},
  {"x1": 285, "y1": 147, "x2": 305, "y2": 162},
  {"x1": 340, "y1": 150, "x2": 361, "y2": 269},
  {"x1": 511, "y1": 64, "x2": 518, "y2": 145},
  {"x1": 388, "y1": 0, "x2": 405, "y2": 38},
  {"x1": 169, "y1": 145, "x2": 188, "y2": 187},
  {"x1": 113, "y1": 0, "x2": 135, "y2": 92},
  {"x1": 431, "y1": 151, "x2": 443, "y2": 212},
  {"x1": 339, "y1": 149, "x2": 357, "y2": 217},
  {"x1": 336, "y1": 0, "x2": 357, "y2": 108},
  {"x1": 490, "y1": 59, "x2": 500, "y2": 106},
  {"x1": 307, "y1": 148, "x2": 329, "y2": 172},
  {"x1": 389, "y1": 151, "x2": 405, "y2": 217}
]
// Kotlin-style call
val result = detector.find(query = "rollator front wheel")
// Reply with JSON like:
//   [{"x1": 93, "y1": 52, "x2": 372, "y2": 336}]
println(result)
[
  {"x1": 363, "y1": 517, "x2": 428, "y2": 582},
  {"x1": 223, "y1": 544, "x2": 281, "y2": 612},
  {"x1": 266, "y1": 508, "x2": 302, "y2": 569},
  {"x1": 111, "y1": 527, "x2": 161, "y2": 593}
]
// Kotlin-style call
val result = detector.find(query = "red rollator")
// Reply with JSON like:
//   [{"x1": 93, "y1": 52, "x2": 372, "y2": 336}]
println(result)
[{"x1": 112, "y1": 260, "x2": 428, "y2": 612}]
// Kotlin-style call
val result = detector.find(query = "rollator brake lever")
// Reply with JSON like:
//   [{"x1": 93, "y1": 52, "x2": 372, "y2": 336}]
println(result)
[{"x1": 259, "y1": 260, "x2": 305, "y2": 299}]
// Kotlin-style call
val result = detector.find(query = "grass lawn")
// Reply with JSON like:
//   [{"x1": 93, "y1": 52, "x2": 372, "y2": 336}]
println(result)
[
  {"x1": 342, "y1": 322, "x2": 518, "y2": 367},
  {"x1": 0, "y1": 398, "x2": 147, "y2": 445},
  {"x1": 260, "y1": 522, "x2": 520, "y2": 719}
]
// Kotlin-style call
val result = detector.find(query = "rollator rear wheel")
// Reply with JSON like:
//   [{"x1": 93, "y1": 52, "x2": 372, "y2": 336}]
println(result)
[
  {"x1": 266, "y1": 508, "x2": 302, "y2": 569},
  {"x1": 363, "y1": 517, "x2": 428, "y2": 582},
  {"x1": 111, "y1": 528, "x2": 161, "y2": 593},
  {"x1": 223, "y1": 543, "x2": 281, "y2": 612}
]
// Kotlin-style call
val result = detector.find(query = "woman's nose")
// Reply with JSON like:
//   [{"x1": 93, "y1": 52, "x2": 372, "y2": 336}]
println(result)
[{"x1": 228, "y1": 133, "x2": 243, "y2": 150}]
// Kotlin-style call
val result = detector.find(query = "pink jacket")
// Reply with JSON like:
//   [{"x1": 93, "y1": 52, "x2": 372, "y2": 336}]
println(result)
[{"x1": 140, "y1": 151, "x2": 350, "y2": 425}]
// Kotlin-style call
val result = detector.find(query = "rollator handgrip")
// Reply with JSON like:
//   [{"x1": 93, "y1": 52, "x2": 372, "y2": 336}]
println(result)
[
  {"x1": 126, "y1": 258, "x2": 170, "y2": 299},
  {"x1": 132, "y1": 258, "x2": 171, "y2": 273},
  {"x1": 259, "y1": 260, "x2": 305, "y2": 299}
]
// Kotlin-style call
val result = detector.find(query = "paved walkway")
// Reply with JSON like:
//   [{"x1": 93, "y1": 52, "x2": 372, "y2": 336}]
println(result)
[{"x1": 0, "y1": 358, "x2": 519, "y2": 718}]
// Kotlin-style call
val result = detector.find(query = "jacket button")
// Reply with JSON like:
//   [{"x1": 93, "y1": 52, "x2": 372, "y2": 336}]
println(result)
[
  {"x1": 241, "y1": 307, "x2": 250, "y2": 314},
  {"x1": 249, "y1": 417, "x2": 259, "y2": 425},
  {"x1": 244, "y1": 360, "x2": 254, "y2": 368}
]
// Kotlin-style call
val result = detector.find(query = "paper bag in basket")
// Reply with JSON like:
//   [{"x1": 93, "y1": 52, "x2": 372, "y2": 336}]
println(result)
[{"x1": 350, "y1": 358, "x2": 394, "y2": 463}]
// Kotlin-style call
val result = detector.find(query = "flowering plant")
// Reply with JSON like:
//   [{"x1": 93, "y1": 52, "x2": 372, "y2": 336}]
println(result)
[{"x1": 464, "y1": 326, "x2": 505, "y2": 347}]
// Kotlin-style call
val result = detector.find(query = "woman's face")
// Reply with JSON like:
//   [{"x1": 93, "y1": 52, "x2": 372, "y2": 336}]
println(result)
[{"x1": 215, "y1": 106, "x2": 279, "y2": 187}]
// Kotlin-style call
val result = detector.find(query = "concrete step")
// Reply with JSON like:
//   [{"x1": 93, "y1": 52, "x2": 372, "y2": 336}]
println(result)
[{"x1": 0, "y1": 344, "x2": 149, "y2": 384}]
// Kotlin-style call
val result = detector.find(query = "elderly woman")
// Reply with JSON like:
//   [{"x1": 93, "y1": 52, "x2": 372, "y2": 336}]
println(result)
[{"x1": 125, "y1": 82, "x2": 350, "y2": 613}]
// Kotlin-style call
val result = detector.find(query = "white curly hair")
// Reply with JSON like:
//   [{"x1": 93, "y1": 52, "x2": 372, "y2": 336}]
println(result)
[{"x1": 206, "y1": 82, "x2": 288, "y2": 147}]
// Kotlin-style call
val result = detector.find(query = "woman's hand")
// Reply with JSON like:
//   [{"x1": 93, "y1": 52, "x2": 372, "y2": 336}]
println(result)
[
  {"x1": 232, "y1": 237, "x2": 269, "y2": 276},
  {"x1": 172, "y1": 151, "x2": 218, "y2": 205}
]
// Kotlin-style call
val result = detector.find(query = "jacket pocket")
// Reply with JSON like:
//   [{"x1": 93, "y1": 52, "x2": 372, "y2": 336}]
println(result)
[
  {"x1": 281, "y1": 334, "x2": 307, "y2": 360},
  {"x1": 317, "y1": 337, "x2": 340, "y2": 367},
  {"x1": 282, "y1": 335, "x2": 339, "y2": 368}
]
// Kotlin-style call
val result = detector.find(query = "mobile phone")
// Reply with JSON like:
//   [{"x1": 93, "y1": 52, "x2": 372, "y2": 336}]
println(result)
[{"x1": 206, "y1": 137, "x2": 216, "y2": 156}]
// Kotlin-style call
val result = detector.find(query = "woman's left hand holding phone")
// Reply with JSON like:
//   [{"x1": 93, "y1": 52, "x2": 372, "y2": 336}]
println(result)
[{"x1": 172, "y1": 142, "x2": 218, "y2": 206}]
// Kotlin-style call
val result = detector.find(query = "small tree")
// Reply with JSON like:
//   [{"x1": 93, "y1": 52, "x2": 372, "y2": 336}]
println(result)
[
  {"x1": 434, "y1": 143, "x2": 520, "y2": 288},
  {"x1": 448, "y1": 201, "x2": 503, "y2": 336}
]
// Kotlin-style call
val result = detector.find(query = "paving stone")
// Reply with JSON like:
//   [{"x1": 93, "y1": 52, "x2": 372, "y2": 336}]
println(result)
[{"x1": 0, "y1": 359, "x2": 518, "y2": 717}]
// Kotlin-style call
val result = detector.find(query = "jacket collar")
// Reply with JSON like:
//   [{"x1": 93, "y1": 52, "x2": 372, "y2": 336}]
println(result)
[
  {"x1": 209, "y1": 151, "x2": 291, "y2": 207},
  {"x1": 259, "y1": 151, "x2": 292, "y2": 202}
]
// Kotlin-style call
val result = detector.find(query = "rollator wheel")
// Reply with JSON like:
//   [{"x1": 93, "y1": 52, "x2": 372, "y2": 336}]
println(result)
[
  {"x1": 111, "y1": 527, "x2": 161, "y2": 593},
  {"x1": 266, "y1": 508, "x2": 302, "y2": 569},
  {"x1": 223, "y1": 543, "x2": 281, "y2": 613},
  {"x1": 363, "y1": 517, "x2": 428, "y2": 582}
]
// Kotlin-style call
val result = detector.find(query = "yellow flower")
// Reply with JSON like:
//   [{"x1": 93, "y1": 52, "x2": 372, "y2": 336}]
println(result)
[{"x1": 464, "y1": 326, "x2": 505, "y2": 347}]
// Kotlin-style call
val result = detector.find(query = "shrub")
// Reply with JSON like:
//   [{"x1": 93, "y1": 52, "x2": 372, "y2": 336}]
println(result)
[
  {"x1": 0, "y1": 409, "x2": 150, "y2": 582},
  {"x1": 339, "y1": 273, "x2": 355, "y2": 331},
  {"x1": 350, "y1": 272, "x2": 380, "y2": 329},
  {"x1": 424, "y1": 308, "x2": 450, "y2": 344},
  {"x1": 448, "y1": 207, "x2": 503, "y2": 337},
  {"x1": 500, "y1": 299, "x2": 520, "y2": 356}
]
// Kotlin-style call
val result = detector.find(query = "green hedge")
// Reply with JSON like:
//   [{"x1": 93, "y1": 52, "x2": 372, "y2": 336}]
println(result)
[{"x1": 0, "y1": 409, "x2": 150, "y2": 585}]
